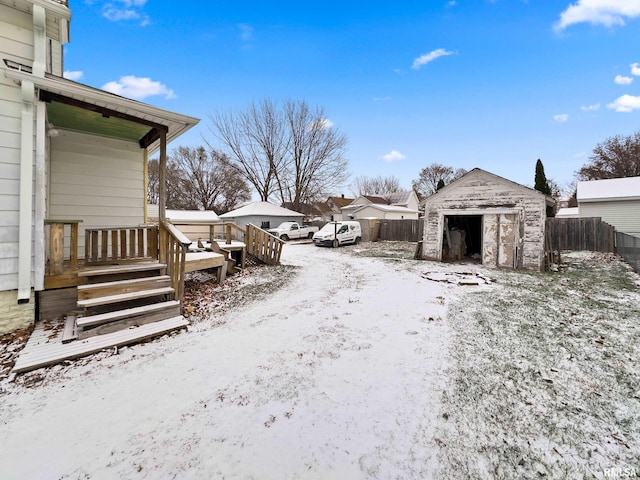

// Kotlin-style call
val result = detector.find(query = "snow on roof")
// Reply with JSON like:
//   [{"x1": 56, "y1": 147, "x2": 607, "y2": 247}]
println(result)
[
  {"x1": 166, "y1": 209, "x2": 220, "y2": 223},
  {"x1": 353, "y1": 204, "x2": 418, "y2": 214},
  {"x1": 555, "y1": 207, "x2": 579, "y2": 218},
  {"x1": 220, "y1": 201, "x2": 304, "y2": 218},
  {"x1": 384, "y1": 191, "x2": 413, "y2": 206},
  {"x1": 577, "y1": 177, "x2": 640, "y2": 202}
]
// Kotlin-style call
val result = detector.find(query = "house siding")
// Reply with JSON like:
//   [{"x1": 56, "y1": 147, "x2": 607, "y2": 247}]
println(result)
[
  {"x1": 421, "y1": 170, "x2": 547, "y2": 270},
  {"x1": 580, "y1": 200, "x2": 640, "y2": 237},
  {"x1": 48, "y1": 130, "x2": 146, "y2": 253}
]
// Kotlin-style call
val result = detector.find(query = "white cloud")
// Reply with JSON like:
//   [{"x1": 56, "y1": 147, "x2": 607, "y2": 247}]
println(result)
[
  {"x1": 238, "y1": 23, "x2": 253, "y2": 41},
  {"x1": 102, "y1": 0, "x2": 149, "y2": 26},
  {"x1": 615, "y1": 74, "x2": 633, "y2": 85},
  {"x1": 607, "y1": 94, "x2": 640, "y2": 112},
  {"x1": 379, "y1": 150, "x2": 406, "y2": 162},
  {"x1": 580, "y1": 103, "x2": 600, "y2": 111},
  {"x1": 555, "y1": 0, "x2": 640, "y2": 30},
  {"x1": 102, "y1": 75, "x2": 176, "y2": 100},
  {"x1": 373, "y1": 96, "x2": 391, "y2": 102},
  {"x1": 411, "y1": 49, "x2": 455, "y2": 70},
  {"x1": 631, "y1": 62, "x2": 640, "y2": 76},
  {"x1": 553, "y1": 113, "x2": 569, "y2": 123},
  {"x1": 63, "y1": 70, "x2": 84, "y2": 81}
]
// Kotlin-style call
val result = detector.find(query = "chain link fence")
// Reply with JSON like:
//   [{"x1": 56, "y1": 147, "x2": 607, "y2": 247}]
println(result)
[{"x1": 616, "y1": 232, "x2": 640, "y2": 273}]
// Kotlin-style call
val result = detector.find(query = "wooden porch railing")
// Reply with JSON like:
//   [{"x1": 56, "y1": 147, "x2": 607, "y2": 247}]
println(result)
[
  {"x1": 84, "y1": 225, "x2": 159, "y2": 264},
  {"x1": 209, "y1": 222, "x2": 247, "y2": 245},
  {"x1": 160, "y1": 221, "x2": 190, "y2": 303},
  {"x1": 246, "y1": 224, "x2": 283, "y2": 265},
  {"x1": 45, "y1": 219, "x2": 82, "y2": 275}
]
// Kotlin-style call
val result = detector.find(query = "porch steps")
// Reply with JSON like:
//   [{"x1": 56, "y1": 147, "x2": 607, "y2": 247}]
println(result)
[
  {"x1": 76, "y1": 300, "x2": 181, "y2": 333},
  {"x1": 77, "y1": 286, "x2": 174, "y2": 309},
  {"x1": 78, "y1": 275, "x2": 172, "y2": 300},
  {"x1": 12, "y1": 316, "x2": 188, "y2": 374},
  {"x1": 79, "y1": 262, "x2": 167, "y2": 278}
]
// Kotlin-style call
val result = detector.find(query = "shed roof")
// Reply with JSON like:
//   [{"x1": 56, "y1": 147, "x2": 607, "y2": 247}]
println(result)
[
  {"x1": 220, "y1": 201, "x2": 304, "y2": 218},
  {"x1": 165, "y1": 209, "x2": 220, "y2": 223},
  {"x1": 577, "y1": 177, "x2": 640, "y2": 202},
  {"x1": 352, "y1": 204, "x2": 418, "y2": 214},
  {"x1": 423, "y1": 168, "x2": 554, "y2": 206}
]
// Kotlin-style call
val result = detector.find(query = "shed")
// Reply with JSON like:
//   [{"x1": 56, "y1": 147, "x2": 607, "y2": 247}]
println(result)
[
  {"x1": 577, "y1": 177, "x2": 640, "y2": 237},
  {"x1": 420, "y1": 168, "x2": 554, "y2": 270},
  {"x1": 220, "y1": 201, "x2": 304, "y2": 230},
  {"x1": 347, "y1": 204, "x2": 419, "y2": 220}
]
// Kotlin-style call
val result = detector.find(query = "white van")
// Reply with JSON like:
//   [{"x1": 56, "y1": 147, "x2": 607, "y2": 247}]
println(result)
[{"x1": 312, "y1": 221, "x2": 362, "y2": 247}]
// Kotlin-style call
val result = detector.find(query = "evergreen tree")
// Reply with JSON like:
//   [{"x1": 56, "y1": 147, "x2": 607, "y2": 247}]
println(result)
[
  {"x1": 534, "y1": 159, "x2": 554, "y2": 217},
  {"x1": 436, "y1": 178, "x2": 445, "y2": 191}
]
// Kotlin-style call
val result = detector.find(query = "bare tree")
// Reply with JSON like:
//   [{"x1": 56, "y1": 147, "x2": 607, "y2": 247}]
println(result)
[
  {"x1": 577, "y1": 130, "x2": 640, "y2": 180},
  {"x1": 412, "y1": 163, "x2": 467, "y2": 199},
  {"x1": 149, "y1": 146, "x2": 251, "y2": 213},
  {"x1": 147, "y1": 158, "x2": 159, "y2": 205},
  {"x1": 279, "y1": 100, "x2": 348, "y2": 210},
  {"x1": 207, "y1": 99, "x2": 348, "y2": 209},
  {"x1": 207, "y1": 99, "x2": 287, "y2": 201},
  {"x1": 350, "y1": 175, "x2": 401, "y2": 196}
]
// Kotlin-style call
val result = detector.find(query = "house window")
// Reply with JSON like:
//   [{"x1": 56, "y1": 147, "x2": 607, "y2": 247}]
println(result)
[{"x1": 261, "y1": 221, "x2": 270, "y2": 229}]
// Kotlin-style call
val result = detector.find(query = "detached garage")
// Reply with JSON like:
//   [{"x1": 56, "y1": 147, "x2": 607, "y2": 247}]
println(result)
[{"x1": 420, "y1": 169, "x2": 554, "y2": 271}]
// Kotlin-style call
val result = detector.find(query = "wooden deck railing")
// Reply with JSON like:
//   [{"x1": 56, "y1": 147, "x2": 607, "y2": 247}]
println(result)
[
  {"x1": 209, "y1": 222, "x2": 247, "y2": 245},
  {"x1": 246, "y1": 224, "x2": 283, "y2": 265},
  {"x1": 45, "y1": 219, "x2": 82, "y2": 275},
  {"x1": 84, "y1": 225, "x2": 159, "y2": 264},
  {"x1": 160, "y1": 221, "x2": 190, "y2": 303}
]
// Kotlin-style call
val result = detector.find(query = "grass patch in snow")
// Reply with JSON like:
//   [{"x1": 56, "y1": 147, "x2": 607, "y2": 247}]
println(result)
[
  {"x1": 437, "y1": 252, "x2": 640, "y2": 479},
  {"x1": 345, "y1": 241, "x2": 417, "y2": 260}
]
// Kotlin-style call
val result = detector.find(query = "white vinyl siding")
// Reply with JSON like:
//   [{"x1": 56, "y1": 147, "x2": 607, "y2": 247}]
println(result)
[
  {"x1": 0, "y1": 5, "x2": 31, "y2": 290},
  {"x1": 580, "y1": 200, "x2": 640, "y2": 237},
  {"x1": 48, "y1": 130, "x2": 146, "y2": 253}
]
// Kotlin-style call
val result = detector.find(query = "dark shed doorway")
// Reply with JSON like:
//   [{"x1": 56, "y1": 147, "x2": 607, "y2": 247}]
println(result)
[{"x1": 443, "y1": 215, "x2": 482, "y2": 261}]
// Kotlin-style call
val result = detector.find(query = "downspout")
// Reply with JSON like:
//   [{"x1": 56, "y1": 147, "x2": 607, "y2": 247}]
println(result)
[{"x1": 18, "y1": 79, "x2": 35, "y2": 301}]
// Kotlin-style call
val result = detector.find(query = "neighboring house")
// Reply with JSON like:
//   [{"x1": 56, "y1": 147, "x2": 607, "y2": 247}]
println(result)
[
  {"x1": 0, "y1": 0, "x2": 198, "y2": 335},
  {"x1": 341, "y1": 191, "x2": 420, "y2": 220},
  {"x1": 421, "y1": 168, "x2": 554, "y2": 270},
  {"x1": 324, "y1": 195, "x2": 354, "y2": 221},
  {"x1": 220, "y1": 201, "x2": 304, "y2": 230},
  {"x1": 576, "y1": 177, "x2": 640, "y2": 237},
  {"x1": 147, "y1": 205, "x2": 221, "y2": 242}
]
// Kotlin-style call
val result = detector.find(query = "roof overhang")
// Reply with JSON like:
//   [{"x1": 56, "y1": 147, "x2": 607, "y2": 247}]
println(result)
[{"x1": 3, "y1": 66, "x2": 199, "y2": 154}]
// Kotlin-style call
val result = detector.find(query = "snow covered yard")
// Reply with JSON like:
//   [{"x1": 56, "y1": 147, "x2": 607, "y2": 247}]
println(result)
[{"x1": 0, "y1": 242, "x2": 638, "y2": 479}]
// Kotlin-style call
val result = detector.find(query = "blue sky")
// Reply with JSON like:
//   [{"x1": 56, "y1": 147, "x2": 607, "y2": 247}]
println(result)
[{"x1": 63, "y1": 0, "x2": 640, "y2": 194}]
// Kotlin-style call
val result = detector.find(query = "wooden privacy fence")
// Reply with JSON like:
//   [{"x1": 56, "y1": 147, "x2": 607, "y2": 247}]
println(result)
[
  {"x1": 378, "y1": 219, "x2": 424, "y2": 242},
  {"x1": 545, "y1": 217, "x2": 615, "y2": 253},
  {"x1": 616, "y1": 232, "x2": 640, "y2": 273}
]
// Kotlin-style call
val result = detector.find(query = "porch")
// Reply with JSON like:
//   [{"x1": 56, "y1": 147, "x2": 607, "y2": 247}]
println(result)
[{"x1": 14, "y1": 220, "x2": 283, "y2": 373}]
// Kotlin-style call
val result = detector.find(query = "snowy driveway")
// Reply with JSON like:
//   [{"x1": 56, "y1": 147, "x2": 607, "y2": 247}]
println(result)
[{"x1": 0, "y1": 243, "x2": 457, "y2": 479}]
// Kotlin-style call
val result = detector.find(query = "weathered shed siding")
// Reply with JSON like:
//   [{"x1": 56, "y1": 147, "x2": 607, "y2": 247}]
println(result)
[
  {"x1": 421, "y1": 169, "x2": 548, "y2": 270},
  {"x1": 580, "y1": 200, "x2": 640, "y2": 238},
  {"x1": 48, "y1": 130, "x2": 146, "y2": 253}
]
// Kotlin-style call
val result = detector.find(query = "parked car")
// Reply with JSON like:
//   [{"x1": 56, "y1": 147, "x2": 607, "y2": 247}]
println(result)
[
  {"x1": 313, "y1": 221, "x2": 362, "y2": 247},
  {"x1": 267, "y1": 222, "x2": 319, "y2": 241}
]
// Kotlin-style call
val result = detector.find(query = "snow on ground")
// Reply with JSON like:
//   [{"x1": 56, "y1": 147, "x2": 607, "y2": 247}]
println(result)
[{"x1": 0, "y1": 243, "x2": 638, "y2": 479}]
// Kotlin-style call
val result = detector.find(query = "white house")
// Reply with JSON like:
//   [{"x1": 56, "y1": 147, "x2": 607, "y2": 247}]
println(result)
[
  {"x1": 576, "y1": 177, "x2": 640, "y2": 237},
  {"x1": 0, "y1": 0, "x2": 198, "y2": 334},
  {"x1": 341, "y1": 191, "x2": 420, "y2": 220}
]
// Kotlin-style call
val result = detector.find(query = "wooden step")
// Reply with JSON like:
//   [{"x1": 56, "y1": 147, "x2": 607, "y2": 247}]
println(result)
[
  {"x1": 79, "y1": 262, "x2": 167, "y2": 278},
  {"x1": 12, "y1": 316, "x2": 189, "y2": 374},
  {"x1": 77, "y1": 300, "x2": 181, "y2": 329},
  {"x1": 77, "y1": 286, "x2": 174, "y2": 309},
  {"x1": 77, "y1": 276, "x2": 171, "y2": 300}
]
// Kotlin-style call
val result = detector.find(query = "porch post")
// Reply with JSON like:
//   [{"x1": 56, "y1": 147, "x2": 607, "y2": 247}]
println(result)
[
  {"x1": 158, "y1": 130, "x2": 167, "y2": 264},
  {"x1": 159, "y1": 130, "x2": 167, "y2": 222}
]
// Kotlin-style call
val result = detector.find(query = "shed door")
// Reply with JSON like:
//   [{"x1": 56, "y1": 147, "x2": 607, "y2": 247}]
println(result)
[{"x1": 498, "y1": 213, "x2": 518, "y2": 268}]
